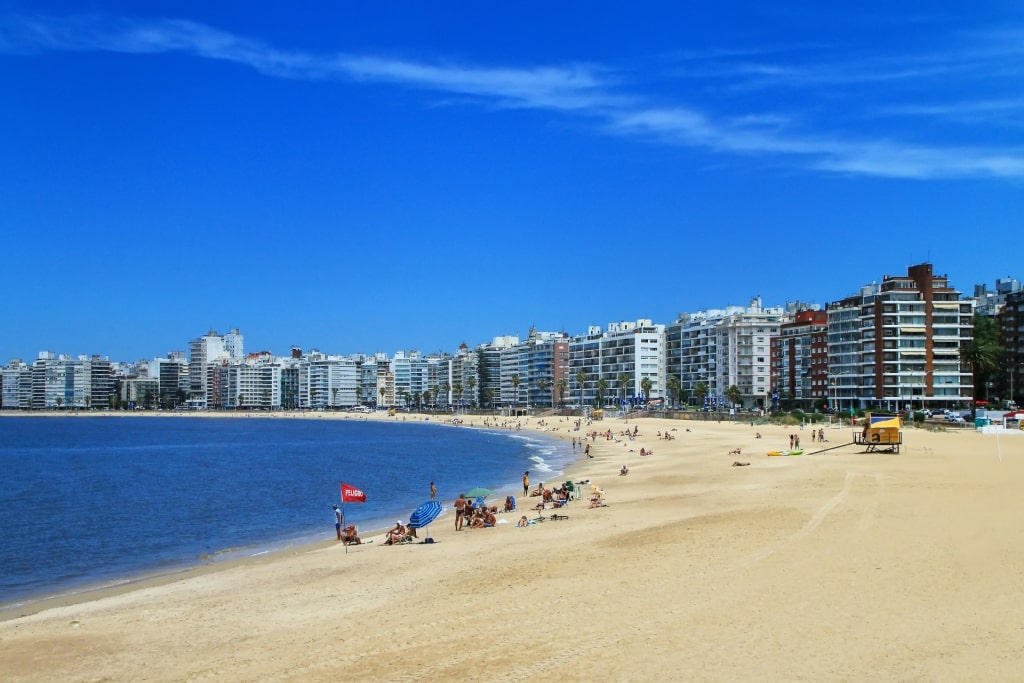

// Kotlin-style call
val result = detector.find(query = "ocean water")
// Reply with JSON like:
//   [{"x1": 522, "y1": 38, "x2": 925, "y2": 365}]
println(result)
[{"x1": 0, "y1": 416, "x2": 574, "y2": 610}]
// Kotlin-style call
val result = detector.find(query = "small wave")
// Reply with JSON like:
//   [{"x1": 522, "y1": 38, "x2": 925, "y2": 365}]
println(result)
[{"x1": 528, "y1": 454, "x2": 554, "y2": 473}]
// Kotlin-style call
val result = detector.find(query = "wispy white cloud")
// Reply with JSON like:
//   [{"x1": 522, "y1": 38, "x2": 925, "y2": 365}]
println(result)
[{"x1": 4, "y1": 14, "x2": 1024, "y2": 180}]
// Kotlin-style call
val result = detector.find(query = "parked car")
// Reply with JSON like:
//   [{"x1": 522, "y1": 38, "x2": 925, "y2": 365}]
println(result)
[{"x1": 946, "y1": 414, "x2": 965, "y2": 423}]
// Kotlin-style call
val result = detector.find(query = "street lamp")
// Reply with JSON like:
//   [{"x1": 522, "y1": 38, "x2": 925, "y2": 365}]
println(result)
[{"x1": 1012, "y1": 362, "x2": 1021, "y2": 407}]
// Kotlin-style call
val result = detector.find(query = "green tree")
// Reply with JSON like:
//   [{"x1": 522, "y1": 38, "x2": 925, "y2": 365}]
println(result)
[
  {"x1": 617, "y1": 372, "x2": 629, "y2": 405},
  {"x1": 536, "y1": 378, "x2": 549, "y2": 408},
  {"x1": 694, "y1": 382, "x2": 709, "y2": 408},
  {"x1": 667, "y1": 377, "x2": 681, "y2": 408},
  {"x1": 331, "y1": 387, "x2": 339, "y2": 408},
  {"x1": 481, "y1": 387, "x2": 493, "y2": 409},
  {"x1": 575, "y1": 370, "x2": 588, "y2": 410},
  {"x1": 379, "y1": 386, "x2": 386, "y2": 406},
  {"x1": 557, "y1": 378, "x2": 568, "y2": 408},
  {"x1": 596, "y1": 378, "x2": 608, "y2": 407},
  {"x1": 961, "y1": 315, "x2": 1002, "y2": 405},
  {"x1": 511, "y1": 374, "x2": 520, "y2": 409},
  {"x1": 725, "y1": 385, "x2": 742, "y2": 409},
  {"x1": 467, "y1": 376, "x2": 477, "y2": 408},
  {"x1": 441, "y1": 382, "x2": 450, "y2": 407},
  {"x1": 640, "y1": 376, "x2": 652, "y2": 405},
  {"x1": 454, "y1": 382, "x2": 463, "y2": 411}
]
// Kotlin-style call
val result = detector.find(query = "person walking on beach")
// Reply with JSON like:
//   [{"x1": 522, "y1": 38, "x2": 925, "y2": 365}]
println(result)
[
  {"x1": 333, "y1": 504, "x2": 343, "y2": 541},
  {"x1": 523, "y1": 471, "x2": 530, "y2": 496},
  {"x1": 430, "y1": 481, "x2": 437, "y2": 501},
  {"x1": 454, "y1": 493, "x2": 468, "y2": 531}
]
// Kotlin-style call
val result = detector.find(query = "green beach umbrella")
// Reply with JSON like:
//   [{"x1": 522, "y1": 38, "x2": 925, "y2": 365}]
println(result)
[{"x1": 463, "y1": 487, "x2": 494, "y2": 499}]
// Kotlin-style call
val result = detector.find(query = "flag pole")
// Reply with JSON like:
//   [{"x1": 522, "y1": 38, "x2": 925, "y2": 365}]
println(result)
[{"x1": 340, "y1": 482, "x2": 348, "y2": 554}]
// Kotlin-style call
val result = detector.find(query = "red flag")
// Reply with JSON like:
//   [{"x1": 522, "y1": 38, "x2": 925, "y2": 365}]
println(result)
[{"x1": 340, "y1": 482, "x2": 367, "y2": 503}]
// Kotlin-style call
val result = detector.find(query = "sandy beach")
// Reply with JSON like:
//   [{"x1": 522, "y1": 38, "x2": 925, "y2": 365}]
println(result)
[{"x1": 4, "y1": 411, "x2": 1024, "y2": 681}]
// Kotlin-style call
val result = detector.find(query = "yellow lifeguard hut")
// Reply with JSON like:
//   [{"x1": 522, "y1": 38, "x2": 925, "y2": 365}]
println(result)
[{"x1": 854, "y1": 413, "x2": 903, "y2": 453}]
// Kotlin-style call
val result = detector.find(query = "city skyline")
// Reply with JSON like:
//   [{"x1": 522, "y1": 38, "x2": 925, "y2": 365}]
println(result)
[{"x1": 3, "y1": 3, "x2": 1023, "y2": 361}]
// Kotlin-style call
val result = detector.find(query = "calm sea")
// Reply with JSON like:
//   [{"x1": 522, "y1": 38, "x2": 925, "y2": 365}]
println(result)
[{"x1": 0, "y1": 416, "x2": 574, "y2": 610}]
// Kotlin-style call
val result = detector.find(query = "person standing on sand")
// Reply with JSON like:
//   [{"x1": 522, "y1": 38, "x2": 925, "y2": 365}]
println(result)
[
  {"x1": 454, "y1": 493, "x2": 468, "y2": 531},
  {"x1": 430, "y1": 481, "x2": 437, "y2": 501},
  {"x1": 333, "y1": 504, "x2": 343, "y2": 541},
  {"x1": 523, "y1": 471, "x2": 530, "y2": 496}
]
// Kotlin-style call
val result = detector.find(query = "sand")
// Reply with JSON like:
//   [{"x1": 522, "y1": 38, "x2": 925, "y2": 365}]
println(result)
[{"x1": 3, "y1": 412, "x2": 1024, "y2": 681}]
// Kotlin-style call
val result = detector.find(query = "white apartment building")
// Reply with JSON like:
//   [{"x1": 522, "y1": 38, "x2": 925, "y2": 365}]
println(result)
[
  {"x1": 568, "y1": 320, "x2": 666, "y2": 408},
  {"x1": 300, "y1": 352, "x2": 359, "y2": 409},
  {"x1": 667, "y1": 298, "x2": 787, "y2": 409},
  {"x1": 716, "y1": 298, "x2": 784, "y2": 408},
  {"x1": 188, "y1": 329, "x2": 244, "y2": 409}
]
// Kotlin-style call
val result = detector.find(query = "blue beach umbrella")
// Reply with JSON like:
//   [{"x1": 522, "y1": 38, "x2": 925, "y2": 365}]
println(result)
[{"x1": 408, "y1": 500, "x2": 442, "y2": 542}]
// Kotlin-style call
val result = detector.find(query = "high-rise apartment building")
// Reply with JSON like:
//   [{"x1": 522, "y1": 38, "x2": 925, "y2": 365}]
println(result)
[
  {"x1": 827, "y1": 263, "x2": 973, "y2": 412},
  {"x1": 771, "y1": 309, "x2": 828, "y2": 410}
]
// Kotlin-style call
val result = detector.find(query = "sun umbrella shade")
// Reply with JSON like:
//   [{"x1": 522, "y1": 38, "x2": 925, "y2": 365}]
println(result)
[
  {"x1": 408, "y1": 500, "x2": 442, "y2": 529},
  {"x1": 463, "y1": 487, "x2": 494, "y2": 499}
]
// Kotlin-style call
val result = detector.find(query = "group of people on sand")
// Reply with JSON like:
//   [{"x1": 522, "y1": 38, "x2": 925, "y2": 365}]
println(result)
[
  {"x1": 334, "y1": 504, "x2": 364, "y2": 545},
  {"x1": 452, "y1": 492, "x2": 500, "y2": 531}
]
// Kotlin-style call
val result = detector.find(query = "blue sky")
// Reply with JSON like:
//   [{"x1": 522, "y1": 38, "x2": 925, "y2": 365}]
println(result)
[{"x1": 2, "y1": 2, "x2": 1022, "y2": 361}]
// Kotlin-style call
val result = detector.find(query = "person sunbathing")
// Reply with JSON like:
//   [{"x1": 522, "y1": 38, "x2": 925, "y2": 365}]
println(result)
[
  {"x1": 385, "y1": 521, "x2": 408, "y2": 545},
  {"x1": 620, "y1": 465, "x2": 629, "y2": 476},
  {"x1": 729, "y1": 448, "x2": 742, "y2": 455},
  {"x1": 517, "y1": 516, "x2": 529, "y2": 527},
  {"x1": 342, "y1": 524, "x2": 362, "y2": 544},
  {"x1": 732, "y1": 461, "x2": 750, "y2": 467}
]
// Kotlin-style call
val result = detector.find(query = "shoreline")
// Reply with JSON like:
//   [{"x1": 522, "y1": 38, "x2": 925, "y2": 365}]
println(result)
[
  {"x1": 0, "y1": 410, "x2": 583, "y2": 621},
  {"x1": 6, "y1": 415, "x2": 1024, "y2": 680}
]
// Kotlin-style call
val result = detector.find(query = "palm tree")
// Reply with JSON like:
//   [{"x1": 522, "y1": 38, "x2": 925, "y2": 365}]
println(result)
[
  {"x1": 441, "y1": 382, "x2": 450, "y2": 408},
  {"x1": 961, "y1": 315, "x2": 1002, "y2": 407},
  {"x1": 482, "y1": 387, "x2": 494, "y2": 409},
  {"x1": 725, "y1": 384, "x2": 742, "y2": 410},
  {"x1": 331, "y1": 387, "x2": 339, "y2": 409},
  {"x1": 536, "y1": 378, "x2": 549, "y2": 408},
  {"x1": 453, "y1": 382, "x2": 463, "y2": 412},
  {"x1": 467, "y1": 376, "x2": 477, "y2": 408},
  {"x1": 694, "y1": 382, "x2": 709, "y2": 408},
  {"x1": 557, "y1": 378, "x2": 568, "y2": 408},
  {"x1": 355, "y1": 386, "x2": 363, "y2": 406},
  {"x1": 596, "y1": 378, "x2": 608, "y2": 407},
  {"x1": 421, "y1": 389, "x2": 431, "y2": 409},
  {"x1": 379, "y1": 386, "x2": 387, "y2": 406},
  {"x1": 617, "y1": 372, "x2": 629, "y2": 407},
  {"x1": 575, "y1": 370, "x2": 587, "y2": 411},
  {"x1": 511, "y1": 374, "x2": 521, "y2": 410},
  {"x1": 413, "y1": 391, "x2": 422, "y2": 411},
  {"x1": 667, "y1": 377, "x2": 681, "y2": 408}
]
